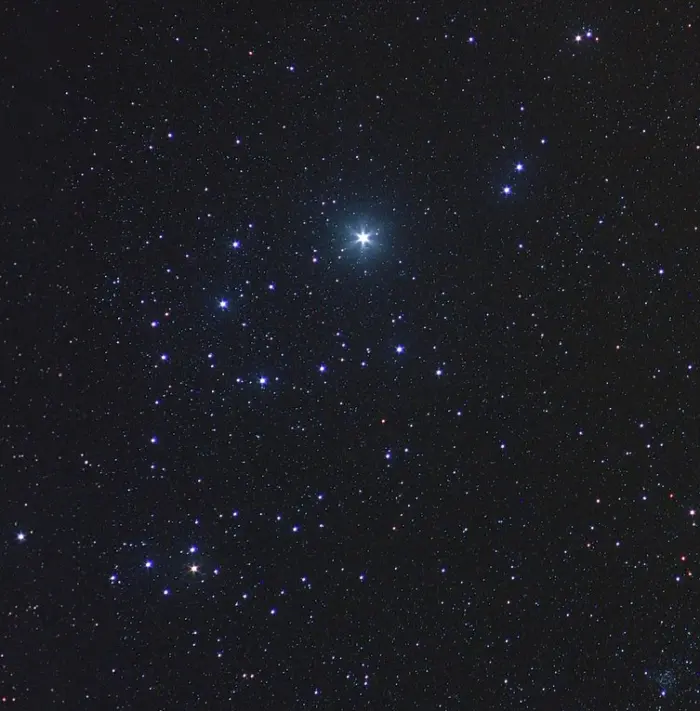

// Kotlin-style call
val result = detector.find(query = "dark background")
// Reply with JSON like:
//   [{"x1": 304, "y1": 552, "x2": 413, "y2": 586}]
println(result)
[{"x1": 1, "y1": 1, "x2": 699, "y2": 708}]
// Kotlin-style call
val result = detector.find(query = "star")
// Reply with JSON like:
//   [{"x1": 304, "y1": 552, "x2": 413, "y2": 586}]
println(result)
[
  {"x1": 17, "y1": 532, "x2": 25, "y2": 542},
  {"x1": 503, "y1": 186, "x2": 512, "y2": 195},
  {"x1": 515, "y1": 163, "x2": 524, "y2": 172},
  {"x1": 219, "y1": 299, "x2": 228, "y2": 309},
  {"x1": 356, "y1": 231, "x2": 371, "y2": 245}
]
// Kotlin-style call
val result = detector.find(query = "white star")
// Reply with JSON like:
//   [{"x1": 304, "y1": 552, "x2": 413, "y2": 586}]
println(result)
[
  {"x1": 17, "y1": 532, "x2": 25, "y2": 542},
  {"x1": 356, "y1": 231, "x2": 371, "y2": 245}
]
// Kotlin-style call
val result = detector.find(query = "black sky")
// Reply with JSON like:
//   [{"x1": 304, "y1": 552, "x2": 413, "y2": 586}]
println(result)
[{"x1": 2, "y1": 2, "x2": 699, "y2": 709}]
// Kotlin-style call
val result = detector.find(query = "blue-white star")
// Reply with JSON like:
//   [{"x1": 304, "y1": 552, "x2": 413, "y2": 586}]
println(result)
[{"x1": 356, "y1": 231, "x2": 371, "y2": 245}]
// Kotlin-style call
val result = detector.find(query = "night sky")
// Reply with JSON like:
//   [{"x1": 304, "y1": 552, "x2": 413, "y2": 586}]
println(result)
[{"x1": 2, "y1": 2, "x2": 699, "y2": 709}]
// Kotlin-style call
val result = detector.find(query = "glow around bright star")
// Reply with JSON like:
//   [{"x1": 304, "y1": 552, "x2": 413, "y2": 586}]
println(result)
[{"x1": 356, "y1": 231, "x2": 371, "y2": 245}]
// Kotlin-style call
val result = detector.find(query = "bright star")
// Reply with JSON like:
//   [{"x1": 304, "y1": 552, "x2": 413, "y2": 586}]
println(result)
[
  {"x1": 219, "y1": 299, "x2": 228, "y2": 309},
  {"x1": 259, "y1": 376, "x2": 267, "y2": 386},
  {"x1": 356, "y1": 231, "x2": 371, "y2": 245},
  {"x1": 396, "y1": 345, "x2": 404, "y2": 354},
  {"x1": 503, "y1": 186, "x2": 512, "y2": 195},
  {"x1": 17, "y1": 532, "x2": 25, "y2": 542},
  {"x1": 515, "y1": 163, "x2": 524, "y2": 172}
]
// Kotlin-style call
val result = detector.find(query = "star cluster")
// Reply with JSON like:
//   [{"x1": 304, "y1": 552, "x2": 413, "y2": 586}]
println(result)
[{"x1": 2, "y1": 3, "x2": 699, "y2": 710}]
